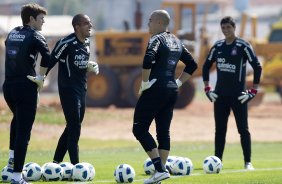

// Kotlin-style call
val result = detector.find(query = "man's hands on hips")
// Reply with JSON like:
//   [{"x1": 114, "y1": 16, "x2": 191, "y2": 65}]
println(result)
[
  {"x1": 238, "y1": 88, "x2": 257, "y2": 104},
  {"x1": 138, "y1": 79, "x2": 157, "y2": 95},
  {"x1": 87, "y1": 61, "x2": 99, "y2": 75},
  {"x1": 27, "y1": 75, "x2": 45, "y2": 90},
  {"x1": 205, "y1": 86, "x2": 218, "y2": 102}
]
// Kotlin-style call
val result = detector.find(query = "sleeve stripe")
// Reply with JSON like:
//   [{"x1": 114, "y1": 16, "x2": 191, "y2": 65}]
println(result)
[{"x1": 54, "y1": 36, "x2": 76, "y2": 52}]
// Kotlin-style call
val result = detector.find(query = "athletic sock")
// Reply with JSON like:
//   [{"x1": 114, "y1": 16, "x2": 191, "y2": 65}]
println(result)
[
  {"x1": 152, "y1": 157, "x2": 166, "y2": 172},
  {"x1": 9, "y1": 150, "x2": 14, "y2": 159}
]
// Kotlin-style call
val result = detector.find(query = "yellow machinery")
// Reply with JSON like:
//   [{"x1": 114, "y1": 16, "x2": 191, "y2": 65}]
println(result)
[
  {"x1": 240, "y1": 13, "x2": 282, "y2": 104},
  {"x1": 86, "y1": 0, "x2": 223, "y2": 108}
]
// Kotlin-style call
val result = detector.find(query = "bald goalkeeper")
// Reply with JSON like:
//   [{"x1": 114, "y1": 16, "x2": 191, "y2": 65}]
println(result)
[{"x1": 132, "y1": 10, "x2": 197, "y2": 184}]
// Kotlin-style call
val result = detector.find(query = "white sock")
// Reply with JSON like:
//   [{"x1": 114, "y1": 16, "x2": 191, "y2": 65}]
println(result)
[
  {"x1": 12, "y1": 172, "x2": 22, "y2": 181},
  {"x1": 9, "y1": 150, "x2": 14, "y2": 159}
]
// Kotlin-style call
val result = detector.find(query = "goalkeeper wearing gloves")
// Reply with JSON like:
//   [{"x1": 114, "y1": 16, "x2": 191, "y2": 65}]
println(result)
[
  {"x1": 3, "y1": 4, "x2": 50, "y2": 183},
  {"x1": 133, "y1": 10, "x2": 197, "y2": 184},
  {"x1": 202, "y1": 16, "x2": 262, "y2": 170},
  {"x1": 46, "y1": 14, "x2": 96, "y2": 165}
]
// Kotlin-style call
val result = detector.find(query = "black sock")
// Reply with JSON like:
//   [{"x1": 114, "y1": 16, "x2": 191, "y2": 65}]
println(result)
[{"x1": 152, "y1": 157, "x2": 166, "y2": 172}]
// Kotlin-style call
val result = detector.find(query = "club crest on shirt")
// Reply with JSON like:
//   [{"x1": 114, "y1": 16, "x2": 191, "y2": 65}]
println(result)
[{"x1": 231, "y1": 47, "x2": 237, "y2": 55}]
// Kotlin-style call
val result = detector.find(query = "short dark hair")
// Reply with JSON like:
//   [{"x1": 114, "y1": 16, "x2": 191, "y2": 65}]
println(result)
[
  {"x1": 72, "y1": 14, "x2": 86, "y2": 30},
  {"x1": 21, "y1": 3, "x2": 47, "y2": 25},
  {"x1": 220, "y1": 16, "x2": 236, "y2": 28}
]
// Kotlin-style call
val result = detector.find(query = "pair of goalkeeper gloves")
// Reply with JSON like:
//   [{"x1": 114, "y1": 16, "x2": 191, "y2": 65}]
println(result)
[
  {"x1": 204, "y1": 86, "x2": 257, "y2": 104},
  {"x1": 27, "y1": 61, "x2": 99, "y2": 89},
  {"x1": 138, "y1": 78, "x2": 183, "y2": 95}
]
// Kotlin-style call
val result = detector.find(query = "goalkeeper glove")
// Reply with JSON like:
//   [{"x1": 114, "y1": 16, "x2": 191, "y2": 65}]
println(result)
[
  {"x1": 175, "y1": 79, "x2": 182, "y2": 88},
  {"x1": 138, "y1": 79, "x2": 157, "y2": 95},
  {"x1": 204, "y1": 86, "x2": 218, "y2": 102},
  {"x1": 238, "y1": 88, "x2": 257, "y2": 104},
  {"x1": 27, "y1": 75, "x2": 45, "y2": 90},
  {"x1": 87, "y1": 61, "x2": 99, "y2": 75}
]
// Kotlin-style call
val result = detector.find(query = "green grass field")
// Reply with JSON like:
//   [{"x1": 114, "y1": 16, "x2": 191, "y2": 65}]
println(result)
[
  {"x1": 0, "y1": 127, "x2": 282, "y2": 184},
  {"x1": 0, "y1": 92, "x2": 282, "y2": 183}
]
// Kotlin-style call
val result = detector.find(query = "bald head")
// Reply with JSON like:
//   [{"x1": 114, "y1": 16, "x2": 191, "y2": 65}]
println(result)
[
  {"x1": 148, "y1": 9, "x2": 170, "y2": 35},
  {"x1": 151, "y1": 10, "x2": 170, "y2": 27}
]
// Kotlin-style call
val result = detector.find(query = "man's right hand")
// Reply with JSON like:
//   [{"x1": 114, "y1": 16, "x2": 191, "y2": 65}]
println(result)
[
  {"x1": 138, "y1": 79, "x2": 157, "y2": 95},
  {"x1": 27, "y1": 75, "x2": 45, "y2": 90},
  {"x1": 204, "y1": 86, "x2": 218, "y2": 102}
]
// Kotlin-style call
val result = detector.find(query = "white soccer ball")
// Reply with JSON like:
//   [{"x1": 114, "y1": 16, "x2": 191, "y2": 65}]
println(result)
[
  {"x1": 72, "y1": 163, "x2": 90, "y2": 181},
  {"x1": 59, "y1": 162, "x2": 74, "y2": 181},
  {"x1": 168, "y1": 157, "x2": 193, "y2": 175},
  {"x1": 1, "y1": 166, "x2": 13, "y2": 182},
  {"x1": 165, "y1": 156, "x2": 178, "y2": 173},
  {"x1": 81, "y1": 162, "x2": 95, "y2": 181},
  {"x1": 203, "y1": 156, "x2": 222, "y2": 174},
  {"x1": 143, "y1": 158, "x2": 155, "y2": 175},
  {"x1": 114, "y1": 164, "x2": 135, "y2": 183},
  {"x1": 22, "y1": 162, "x2": 42, "y2": 181},
  {"x1": 42, "y1": 162, "x2": 63, "y2": 181}
]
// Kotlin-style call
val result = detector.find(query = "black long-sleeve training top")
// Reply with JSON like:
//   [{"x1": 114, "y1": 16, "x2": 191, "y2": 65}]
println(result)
[
  {"x1": 143, "y1": 31, "x2": 198, "y2": 89},
  {"x1": 5, "y1": 25, "x2": 50, "y2": 79},
  {"x1": 48, "y1": 33, "x2": 90, "y2": 92},
  {"x1": 202, "y1": 37, "x2": 262, "y2": 96}
]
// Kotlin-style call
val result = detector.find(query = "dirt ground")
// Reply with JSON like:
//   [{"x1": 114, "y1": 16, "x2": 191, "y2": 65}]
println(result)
[{"x1": 0, "y1": 93, "x2": 281, "y2": 142}]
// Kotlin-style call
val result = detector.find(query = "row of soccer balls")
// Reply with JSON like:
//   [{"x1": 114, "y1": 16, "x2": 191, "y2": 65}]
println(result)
[
  {"x1": 114, "y1": 155, "x2": 223, "y2": 183},
  {"x1": 145, "y1": 155, "x2": 222, "y2": 176},
  {"x1": 1, "y1": 162, "x2": 95, "y2": 182},
  {"x1": 115, "y1": 155, "x2": 223, "y2": 183},
  {"x1": 1, "y1": 155, "x2": 222, "y2": 183}
]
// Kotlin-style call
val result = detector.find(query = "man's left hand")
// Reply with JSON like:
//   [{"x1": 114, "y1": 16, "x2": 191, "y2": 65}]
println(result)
[
  {"x1": 87, "y1": 61, "x2": 99, "y2": 75},
  {"x1": 238, "y1": 88, "x2": 257, "y2": 104}
]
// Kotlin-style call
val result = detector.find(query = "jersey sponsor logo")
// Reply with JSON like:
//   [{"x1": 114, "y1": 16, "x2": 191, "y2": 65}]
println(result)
[
  {"x1": 55, "y1": 43, "x2": 68, "y2": 59},
  {"x1": 217, "y1": 57, "x2": 236, "y2": 73},
  {"x1": 74, "y1": 54, "x2": 88, "y2": 69},
  {"x1": 8, "y1": 31, "x2": 25, "y2": 41}
]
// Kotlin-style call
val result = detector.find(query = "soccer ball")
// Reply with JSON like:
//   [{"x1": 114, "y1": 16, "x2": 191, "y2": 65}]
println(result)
[
  {"x1": 165, "y1": 156, "x2": 178, "y2": 172},
  {"x1": 81, "y1": 162, "x2": 95, "y2": 181},
  {"x1": 203, "y1": 156, "x2": 222, "y2": 174},
  {"x1": 42, "y1": 162, "x2": 63, "y2": 181},
  {"x1": 143, "y1": 158, "x2": 155, "y2": 175},
  {"x1": 168, "y1": 157, "x2": 193, "y2": 175},
  {"x1": 59, "y1": 162, "x2": 74, "y2": 181},
  {"x1": 114, "y1": 164, "x2": 135, "y2": 183},
  {"x1": 1, "y1": 166, "x2": 13, "y2": 182},
  {"x1": 22, "y1": 162, "x2": 42, "y2": 181},
  {"x1": 72, "y1": 163, "x2": 90, "y2": 181}
]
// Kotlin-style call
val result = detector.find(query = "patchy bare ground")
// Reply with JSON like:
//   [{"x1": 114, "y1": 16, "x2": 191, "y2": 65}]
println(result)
[{"x1": 1, "y1": 93, "x2": 282, "y2": 142}]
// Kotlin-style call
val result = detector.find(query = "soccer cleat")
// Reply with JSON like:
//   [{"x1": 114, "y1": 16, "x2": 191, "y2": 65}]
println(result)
[
  {"x1": 144, "y1": 171, "x2": 170, "y2": 184},
  {"x1": 244, "y1": 162, "x2": 255, "y2": 170},
  {"x1": 11, "y1": 178, "x2": 29, "y2": 184},
  {"x1": 7, "y1": 158, "x2": 14, "y2": 169}
]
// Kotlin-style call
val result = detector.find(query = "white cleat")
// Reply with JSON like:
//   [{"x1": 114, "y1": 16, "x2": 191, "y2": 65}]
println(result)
[
  {"x1": 144, "y1": 171, "x2": 170, "y2": 184},
  {"x1": 244, "y1": 162, "x2": 255, "y2": 170}
]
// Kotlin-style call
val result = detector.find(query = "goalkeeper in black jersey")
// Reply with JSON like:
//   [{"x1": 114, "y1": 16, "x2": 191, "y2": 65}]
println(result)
[
  {"x1": 202, "y1": 16, "x2": 262, "y2": 170},
  {"x1": 3, "y1": 3, "x2": 50, "y2": 184},
  {"x1": 133, "y1": 10, "x2": 197, "y2": 184},
  {"x1": 47, "y1": 14, "x2": 98, "y2": 165}
]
